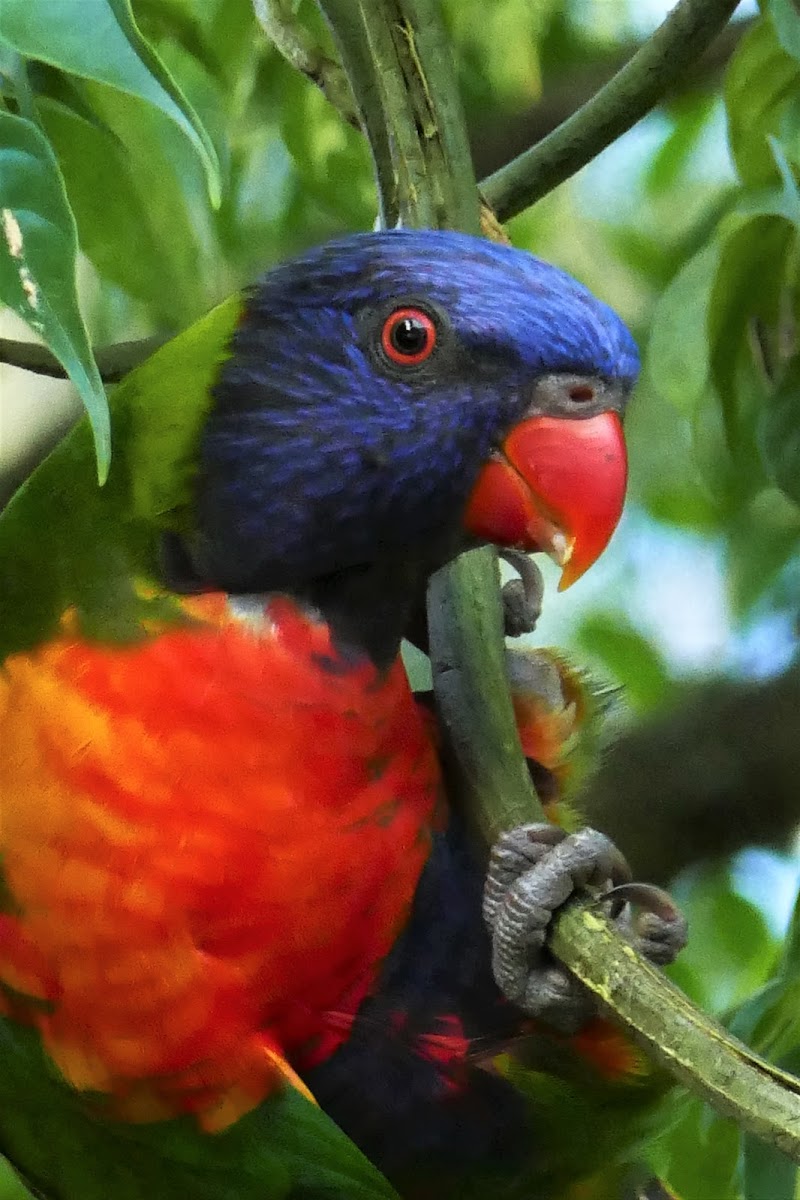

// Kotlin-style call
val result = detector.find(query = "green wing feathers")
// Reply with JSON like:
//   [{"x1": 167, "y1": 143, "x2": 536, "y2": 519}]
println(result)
[{"x1": 0, "y1": 297, "x2": 241, "y2": 658}]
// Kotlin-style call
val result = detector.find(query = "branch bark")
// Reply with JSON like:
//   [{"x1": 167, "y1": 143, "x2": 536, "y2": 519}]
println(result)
[
  {"x1": 319, "y1": 0, "x2": 478, "y2": 232},
  {"x1": 252, "y1": 0, "x2": 359, "y2": 127}
]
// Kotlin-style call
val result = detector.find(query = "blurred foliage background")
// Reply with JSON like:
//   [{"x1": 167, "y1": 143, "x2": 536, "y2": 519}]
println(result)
[{"x1": 3, "y1": 0, "x2": 800, "y2": 1195}]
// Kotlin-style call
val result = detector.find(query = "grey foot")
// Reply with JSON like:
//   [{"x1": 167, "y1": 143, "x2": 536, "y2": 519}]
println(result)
[
  {"x1": 500, "y1": 550, "x2": 544, "y2": 637},
  {"x1": 483, "y1": 824, "x2": 687, "y2": 1032}
]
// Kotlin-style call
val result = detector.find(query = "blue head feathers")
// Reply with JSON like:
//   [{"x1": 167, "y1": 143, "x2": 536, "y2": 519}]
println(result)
[{"x1": 192, "y1": 229, "x2": 639, "y2": 596}]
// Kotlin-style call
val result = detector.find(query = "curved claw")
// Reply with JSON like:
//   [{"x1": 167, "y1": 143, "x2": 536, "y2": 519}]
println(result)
[
  {"x1": 599, "y1": 881, "x2": 682, "y2": 923},
  {"x1": 484, "y1": 824, "x2": 686, "y2": 1032},
  {"x1": 599, "y1": 883, "x2": 688, "y2": 967},
  {"x1": 499, "y1": 550, "x2": 544, "y2": 637}
]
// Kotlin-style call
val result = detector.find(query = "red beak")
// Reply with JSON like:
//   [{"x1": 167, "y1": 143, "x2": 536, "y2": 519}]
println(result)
[{"x1": 463, "y1": 412, "x2": 627, "y2": 590}]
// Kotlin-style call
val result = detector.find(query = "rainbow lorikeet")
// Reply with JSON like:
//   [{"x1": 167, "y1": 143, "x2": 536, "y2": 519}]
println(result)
[{"x1": 0, "y1": 230, "x2": 681, "y2": 1199}]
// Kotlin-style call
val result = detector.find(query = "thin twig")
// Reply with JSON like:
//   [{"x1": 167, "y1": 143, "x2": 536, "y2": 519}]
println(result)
[
  {"x1": 252, "y1": 0, "x2": 360, "y2": 128},
  {"x1": 0, "y1": 336, "x2": 166, "y2": 384},
  {"x1": 481, "y1": 0, "x2": 741, "y2": 221},
  {"x1": 471, "y1": 18, "x2": 753, "y2": 178}
]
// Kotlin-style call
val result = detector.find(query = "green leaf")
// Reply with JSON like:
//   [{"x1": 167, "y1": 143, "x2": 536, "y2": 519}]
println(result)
[
  {"x1": 401, "y1": 640, "x2": 432, "y2": 692},
  {"x1": 742, "y1": 1033, "x2": 800, "y2": 1199},
  {"x1": 36, "y1": 99, "x2": 179, "y2": 317},
  {"x1": 36, "y1": 84, "x2": 219, "y2": 325},
  {"x1": 768, "y1": 0, "x2": 800, "y2": 64},
  {"x1": 779, "y1": 883, "x2": 800, "y2": 980},
  {"x1": 0, "y1": 111, "x2": 109, "y2": 479},
  {"x1": 727, "y1": 487, "x2": 800, "y2": 614},
  {"x1": 0, "y1": 1021, "x2": 398, "y2": 1200},
  {"x1": 645, "y1": 240, "x2": 718, "y2": 416},
  {"x1": 725, "y1": 17, "x2": 799, "y2": 188},
  {"x1": 736, "y1": 137, "x2": 800, "y2": 228},
  {"x1": 135, "y1": 0, "x2": 260, "y2": 97},
  {"x1": 0, "y1": 1157, "x2": 32, "y2": 1199},
  {"x1": 575, "y1": 613, "x2": 673, "y2": 712},
  {"x1": 766, "y1": 135, "x2": 800, "y2": 223},
  {"x1": 281, "y1": 65, "x2": 373, "y2": 228},
  {"x1": 708, "y1": 212, "x2": 793, "y2": 441},
  {"x1": 645, "y1": 93, "x2": 715, "y2": 199},
  {"x1": 727, "y1": 909, "x2": 800, "y2": 1072},
  {"x1": 625, "y1": 379, "x2": 724, "y2": 533},
  {"x1": 689, "y1": 377, "x2": 759, "y2": 520},
  {"x1": 758, "y1": 357, "x2": 800, "y2": 509},
  {"x1": 80, "y1": 77, "x2": 221, "y2": 322},
  {"x1": 729, "y1": 964, "x2": 800, "y2": 1073},
  {"x1": 0, "y1": 0, "x2": 220, "y2": 206},
  {"x1": 650, "y1": 1095, "x2": 742, "y2": 1200},
  {"x1": 668, "y1": 865, "x2": 778, "y2": 1015},
  {"x1": 728, "y1": 978, "x2": 786, "y2": 1052},
  {"x1": 742, "y1": 1123, "x2": 795, "y2": 1200}
]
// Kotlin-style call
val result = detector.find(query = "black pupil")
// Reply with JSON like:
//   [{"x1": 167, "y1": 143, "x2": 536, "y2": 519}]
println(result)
[{"x1": 391, "y1": 315, "x2": 429, "y2": 356}]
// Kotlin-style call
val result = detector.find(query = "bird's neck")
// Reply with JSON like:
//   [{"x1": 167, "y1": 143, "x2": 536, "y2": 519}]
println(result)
[
  {"x1": 300, "y1": 557, "x2": 429, "y2": 671},
  {"x1": 160, "y1": 532, "x2": 428, "y2": 670}
]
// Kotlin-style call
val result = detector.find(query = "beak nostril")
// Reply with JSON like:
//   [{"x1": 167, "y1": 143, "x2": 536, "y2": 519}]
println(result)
[{"x1": 568, "y1": 385, "x2": 595, "y2": 403}]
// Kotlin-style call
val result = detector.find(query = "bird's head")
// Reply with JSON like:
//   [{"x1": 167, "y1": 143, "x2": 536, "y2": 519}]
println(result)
[{"x1": 186, "y1": 230, "x2": 637, "y2": 655}]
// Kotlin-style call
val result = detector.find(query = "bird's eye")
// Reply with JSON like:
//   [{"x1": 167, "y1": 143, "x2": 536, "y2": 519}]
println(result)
[{"x1": 381, "y1": 308, "x2": 437, "y2": 366}]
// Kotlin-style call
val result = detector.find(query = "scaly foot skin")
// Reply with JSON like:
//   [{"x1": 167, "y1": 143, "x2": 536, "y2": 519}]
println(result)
[
  {"x1": 483, "y1": 824, "x2": 688, "y2": 1032},
  {"x1": 500, "y1": 550, "x2": 544, "y2": 638}
]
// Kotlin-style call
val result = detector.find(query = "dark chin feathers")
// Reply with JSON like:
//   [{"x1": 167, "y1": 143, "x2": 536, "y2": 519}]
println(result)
[{"x1": 160, "y1": 527, "x2": 433, "y2": 672}]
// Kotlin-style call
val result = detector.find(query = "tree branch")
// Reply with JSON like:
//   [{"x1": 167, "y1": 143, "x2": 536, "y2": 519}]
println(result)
[
  {"x1": 480, "y1": 0, "x2": 742, "y2": 222},
  {"x1": 0, "y1": 336, "x2": 166, "y2": 384},
  {"x1": 319, "y1": 0, "x2": 478, "y2": 231},
  {"x1": 582, "y1": 663, "x2": 800, "y2": 885},
  {"x1": 471, "y1": 17, "x2": 753, "y2": 178},
  {"x1": 252, "y1": 0, "x2": 359, "y2": 128},
  {"x1": 552, "y1": 901, "x2": 800, "y2": 1162},
  {"x1": 317, "y1": 0, "x2": 800, "y2": 1164}
]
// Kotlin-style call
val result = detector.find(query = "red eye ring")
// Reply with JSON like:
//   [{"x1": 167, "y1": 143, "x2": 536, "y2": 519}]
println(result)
[{"x1": 381, "y1": 307, "x2": 437, "y2": 366}]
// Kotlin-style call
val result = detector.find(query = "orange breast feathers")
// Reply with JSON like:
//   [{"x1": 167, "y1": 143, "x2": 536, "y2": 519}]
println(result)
[{"x1": 0, "y1": 596, "x2": 441, "y2": 1129}]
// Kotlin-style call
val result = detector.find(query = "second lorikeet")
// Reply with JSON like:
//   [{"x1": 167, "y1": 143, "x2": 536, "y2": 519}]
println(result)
[{"x1": 0, "y1": 230, "x2": 683, "y2": 1198}]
